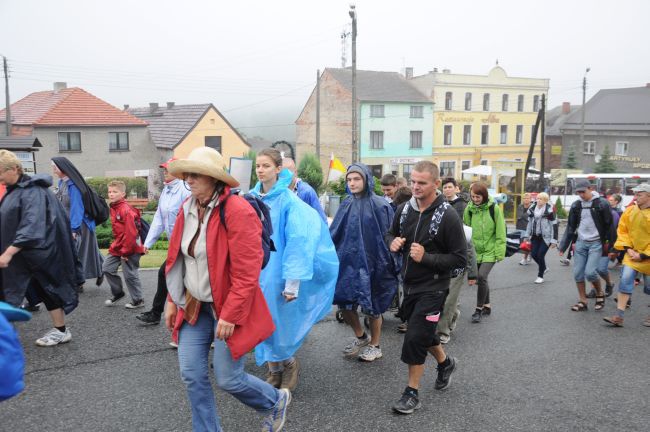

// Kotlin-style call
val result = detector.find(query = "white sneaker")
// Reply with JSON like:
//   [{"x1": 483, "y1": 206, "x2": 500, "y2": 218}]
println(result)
[
  {"x1": 534, "y1": 277, "x2": 544, "y2": 284},
  {"x1": 125, "y1": 299, "x2": 145, "y2": 309},
  {"x1": 527, "y1": 256, "x2": 532, "y2": 263},
  {"x1": 358, "y1": 345, "x2": 383, "y2": 362},
  {"x1": 36, "y1": 328, "x2": 72, "y2": 347},
  {"x1": 342, "y1": 335, "x2": 370, "y2": 357},
  {"x1": 519, "y1": 258, "x2": 529, "y2": 266},
  {"x1": 169, "y1": 341, "x2": 178, "y2": 348},
  {"x1": 439, "y1": 334, "x2": 451, "y2": 344}
]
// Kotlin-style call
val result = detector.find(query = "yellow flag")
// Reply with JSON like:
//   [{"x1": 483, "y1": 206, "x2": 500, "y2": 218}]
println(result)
[{"x1": 327, "y1": 154, "x2": 346, "y2": 182}]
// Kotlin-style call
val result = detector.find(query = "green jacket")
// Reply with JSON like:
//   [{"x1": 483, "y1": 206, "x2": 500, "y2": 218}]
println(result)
[{"x1": 463, "y1": 197, "x2": 507, "y2": 263}]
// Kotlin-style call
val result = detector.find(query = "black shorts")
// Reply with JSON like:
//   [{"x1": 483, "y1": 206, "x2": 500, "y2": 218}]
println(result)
[
  {"x1": 400, "y1": 290, "x2": 448, "y2": 365},
  {"x1": 28, "y1": 277, "x2": 64, "y2": 312}
]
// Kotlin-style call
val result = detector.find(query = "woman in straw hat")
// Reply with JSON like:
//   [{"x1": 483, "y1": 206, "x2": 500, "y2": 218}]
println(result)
[
  {"x1": 164, "y1": 147, "x2": 290, "y2": 432},
  {"x1": 250, "y1": 148, "x2": 338, "y2": 392}
]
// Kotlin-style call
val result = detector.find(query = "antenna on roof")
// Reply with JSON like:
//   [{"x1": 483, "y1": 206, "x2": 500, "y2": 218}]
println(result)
[
  {"x1": 496, "y1": 58, "x2": 499, "y2": 65},
  {"x1": 341, "y1": 26, "x2": 350, "y2": 68}
]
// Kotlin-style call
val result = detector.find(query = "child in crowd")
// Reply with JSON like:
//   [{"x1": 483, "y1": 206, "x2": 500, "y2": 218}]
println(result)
[{"x1": 102, "y1": 181, "x2": 145, "y2": 308}]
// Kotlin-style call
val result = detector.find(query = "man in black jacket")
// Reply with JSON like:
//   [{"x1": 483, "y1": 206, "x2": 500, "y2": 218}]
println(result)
[{"x1": 386, "y1": 161, "x2": 467, "y2": 415}]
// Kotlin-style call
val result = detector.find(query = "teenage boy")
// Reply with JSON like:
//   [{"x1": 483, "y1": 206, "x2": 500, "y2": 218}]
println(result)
[
  {"x1": 330, "y1": 164, "x2": 398, "y2": 362},
  {"x1": 102, "y1": 181, "x2": 145, "y2": 308},
  {"x1": 380, "y1": 173, "x2": 398, "y2": 210},
  {"x1": 387, "y1": 161, "x2": 467, "y2": 414}
]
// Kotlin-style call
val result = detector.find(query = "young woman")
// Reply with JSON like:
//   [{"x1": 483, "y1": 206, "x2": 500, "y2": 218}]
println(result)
[
  {"x1": 251, "y1": 148, "x2": 338, "y2": 391},
  {"x1": 523, "y1": 192, "x2": 558, "y2": 284},
  {"x1": 463, "y1": 182, "x2": 506, "y2": 323}
]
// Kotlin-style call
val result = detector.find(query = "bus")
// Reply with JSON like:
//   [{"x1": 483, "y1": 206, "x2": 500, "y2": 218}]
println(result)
[{"x1": 550, "y1": 173, "x2": 650, "y2": 210}]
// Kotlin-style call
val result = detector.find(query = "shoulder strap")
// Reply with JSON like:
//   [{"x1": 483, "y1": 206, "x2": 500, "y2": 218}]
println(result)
[
  {"x1": 398, "y1": 202, "x2": 411, "y2": 236},
  {"x1": 218, "y1": 194, "x2": 230, "y2": 231},
  {"x1": 489, "y1": 202, "x2": 495, "y2": 223}
]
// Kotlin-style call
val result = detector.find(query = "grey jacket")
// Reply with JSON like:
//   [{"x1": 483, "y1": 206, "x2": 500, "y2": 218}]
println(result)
[{"x1": 524, "y1": 203, "x2": 558, "y2": 246}]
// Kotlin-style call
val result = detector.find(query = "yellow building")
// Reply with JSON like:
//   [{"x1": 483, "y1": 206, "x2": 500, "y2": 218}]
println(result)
[{"x1": 409, "y1": 66, "x2": 549, "y2": 179}]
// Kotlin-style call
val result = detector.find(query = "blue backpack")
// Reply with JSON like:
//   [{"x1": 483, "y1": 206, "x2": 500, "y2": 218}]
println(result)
[{"x1": 219, "y1": 192, "x2": 275, "y2": 269}]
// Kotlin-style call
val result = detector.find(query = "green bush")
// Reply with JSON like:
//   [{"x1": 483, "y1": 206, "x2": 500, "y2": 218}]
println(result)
[
  {"x1": 297, "y1": 154, "x2": 324, "y2": 192},
  {"x1": 145, "y1": 199, "x2": 158, "y2": 212},
  {"x1": 555, "y1": 197, "x2": 568, "y2": 219},
  {"x1": 86, "y1": 177, "x2": 148, "y2": 199},
  {"x1": 244, "y1": 150, "x2": 258, "y2": 187}
]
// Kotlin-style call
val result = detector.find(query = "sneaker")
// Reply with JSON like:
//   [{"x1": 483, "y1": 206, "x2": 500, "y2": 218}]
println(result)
[
  {"x1": 125, "y1": 299, "x2": 145, "y2": 309},
  {"x1": 605, "y1": 284, "x2": 614, "y2": 297},
  {"x1": 358, "y1": 345, "x2": 383, "y2": 362},
  {"x1": 435, "y1": 356, "x2": 457, "y2": 390},
  {"x1": 439, "y1": 333, "x2": 450, "y2": 344},
  {"x1": 392, "y1": 390, "x2": 421, "y2": 415},
  {"x1": 266, "y1": 371, "x2": 282, "y2": 389},
  {"x1": 169, "y1": 341, "x2": 178, "y2": 348},
  {"x1": 559, "y1": 257, "x2": 570, "y2": 266},
  {"x1": 534, "y1": 277, "x2": 544, "y2": 284},
  {"x1": 471, "y1": 309, "x2": 482, "y2": 323},
  {"x1": 396, "y1": 322, "x2": 408, "y2": 333},
  {"x1": 104, "y1": 292, "x2": 125, "y2": 306},
  {"x1": 519, "y1": 258, "x2": 529, "y2": 266},
  {"x1": 280, "y1": 359, "x2": 299, "y2": 391},
  {"x1": 36, "y1": 328, "x2": 72, "y2": 347},
  {"x1": 526, "y1": 256, "x2": 532, "y2": 264},
  {"x1": 261, "y1": 388, "x2": 291, "y2": 432},
  {"x1": 603, "y1": 315, "x2": 624, "y2": 327},
  {"x1": 21, "y1": 302, "x2": 41, "y2": 312},
  {"x1": 342, "y1": 335, "x2": 370, "y2": 357},
  {"x1": 136, "y1": 311, "x2": 161, "y2": 325}
]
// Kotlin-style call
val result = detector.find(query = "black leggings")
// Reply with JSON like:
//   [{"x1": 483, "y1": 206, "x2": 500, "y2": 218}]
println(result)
[
  {"x1": 530, "y1": 235, "x2": 550, "y2": 278},
  {"x1": 151, "y1": 263, "x2": 169, "y2": 316}
]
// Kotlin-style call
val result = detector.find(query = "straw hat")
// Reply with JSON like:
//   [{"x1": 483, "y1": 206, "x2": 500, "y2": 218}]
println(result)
[{"x1": 168, "y1": 147, "x2": 239, "y2": 187}]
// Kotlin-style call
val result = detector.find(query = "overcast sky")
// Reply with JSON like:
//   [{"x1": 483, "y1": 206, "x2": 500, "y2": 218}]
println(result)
[{"x1": 1, "y1": 0, "x2": 649, "y2": 141}]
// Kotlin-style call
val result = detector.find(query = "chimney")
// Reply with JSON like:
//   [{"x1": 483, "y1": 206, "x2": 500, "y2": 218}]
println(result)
[
  {"x1": 433, "y1": 67, "x2": 438, "y2": 73},
  {"x1": 562, "y1": 102, "x2": 571, "y2": 114},
  {"x1": 442, "y1": 68, "x2": 451, "y2": 74},
  {"x1": 53, "y1": 82, "x2": 67, "y2": 92},
  {"x1": 149, "y1": 102, "x2": 159, "y2": 113},
  {"x1": 404, "y1": 67, "x2": 413, "y2": 79},
  {"x1": 123, "y1": 104, "x2": 130, "y2": 110},
  {"x1": 166, "y1": 102, "x2": 175, "y2": 109}
]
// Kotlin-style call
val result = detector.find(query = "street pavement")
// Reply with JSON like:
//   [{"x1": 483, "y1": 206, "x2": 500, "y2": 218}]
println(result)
[{"x1": 2, "y1": 254, "x2": 648, "y2": 432}]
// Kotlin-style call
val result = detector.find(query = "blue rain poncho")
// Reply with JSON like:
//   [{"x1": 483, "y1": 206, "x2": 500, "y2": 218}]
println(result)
[
  {"x1": 250, "y1": 169, "x2": 339, "y2": 364},
  {"x1": 329, "y1": 163, "x2": 398, "y2": 315}
]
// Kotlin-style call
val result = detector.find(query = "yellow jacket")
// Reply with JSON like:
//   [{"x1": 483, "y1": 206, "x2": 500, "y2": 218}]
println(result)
[{"x1": 614, "y1": 204, "x2": 650, "y2": 274}]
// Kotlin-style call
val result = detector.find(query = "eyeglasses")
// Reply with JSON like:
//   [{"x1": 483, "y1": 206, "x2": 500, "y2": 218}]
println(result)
[{"x1": 182, "y1": 172, "x2": 201, "y2": 180}]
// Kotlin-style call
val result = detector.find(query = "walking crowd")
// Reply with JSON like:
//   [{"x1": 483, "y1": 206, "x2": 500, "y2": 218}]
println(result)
[{"x1": 1, "y1": 146, "x2": 649, "y2": 431}]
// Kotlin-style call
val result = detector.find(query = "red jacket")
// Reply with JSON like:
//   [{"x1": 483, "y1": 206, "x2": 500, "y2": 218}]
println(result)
[
  {"x1": 109, "y1": 199, "x2": 145, "y2": 257},
  {"x1": 166, "y1": 189, "x2": 275, "y2": 360}
]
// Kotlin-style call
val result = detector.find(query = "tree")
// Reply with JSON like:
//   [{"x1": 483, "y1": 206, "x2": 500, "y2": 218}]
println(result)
[
  {"x1": 594, "y1": 145, "x2": 617, "y2": 173},
  {"x1": 564, "y1": 148, "x2": 578, "y2": 169},
  {"x1": 554, "y1": 197, "x2": 567, "y2": 219},
  {"x1": 297, "y1": 153, "x2": 324, "y2": 192},
  {"x1": 244, "y1": 150, "x2": 258, "y2": 187}
]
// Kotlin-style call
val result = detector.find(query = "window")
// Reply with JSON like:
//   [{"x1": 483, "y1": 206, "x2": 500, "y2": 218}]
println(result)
[
  {"x1": 370, "y1": 105, "x2": 385, "y2": 117},
  {"x1": 583, "y1": 141, "x2": 596, "y2": 155},
  {"x1": 599, "y1": 178, "x2": 624, "y2": 196},
  {"x1": 533, "y1": 95, "x2": 540, "y2": 112},
  {"x1": 443, "y1": 125, "x2": 452, "y2": 146},
  {"x1": 410, "y1": 106, "x2": 423, "y2": 118},
  {"x1": 370, "y1": 131, "x2": 384, "y2": 149},
  {"x1": 58, "y1": 132, "x2": 81, "y2": 152},
  {"x1": 483, "y1": 93, "x2": 490, "y2": 111},
  {"x1": 625, "y1": 177, "x2": 650, "y2": 195},
  {"x1": 465, "y1": 92, "x2": 472, "y2": 111},
  {"x1": 480, "y1": 159, "x2": 488, "y2": 166},
  {"x1": 615, "y1": 141, "x2": 629, "y2": 156},
  {"x1": 205, "y1": 136, "x2": 222, "y2": 153},
  {"x1": 410, "y1": 131, "x2": 423, "y2": 149},
  {"x1": 109, "y1": 132, "x2": 129, "y2": 151},
  {"x1": 500, "y1": 125, "x2": 508, "y2": 144},
  {"x1": 368, "y1": 165, "x2": 383, "y2": 179},
  {"x1": 463, "y1": 125, "x2": 471, "y2": 145},
  {"x1": 481, "y1": 125, "x2": 489, "y2": 145},
  {"x1": 440, "y1": 161, "x2": 456, "y2": 178},
  {"x1": 461, "y1": 160, "x2": 471, "y2": 172},
  {"x1": 517, "y1": 94, "x2": 524, "y2": 112},
  {"x1": 403, "y1": 164, "x2": 414, "y2": 181},
  {"x1": 516, "y1": 125, "x2": 523, "y2": 144},
  {"x1": 445, "y1": 92, "x2": 453, "y2": 110},
  {"x1": 502, "y1": 94, "x2": 509, "y2": 112}
]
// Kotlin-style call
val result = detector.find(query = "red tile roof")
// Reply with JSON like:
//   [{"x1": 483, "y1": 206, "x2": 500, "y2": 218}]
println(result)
[{"x1": 0, "y1": 87, "x2": 147, "y2": 127}]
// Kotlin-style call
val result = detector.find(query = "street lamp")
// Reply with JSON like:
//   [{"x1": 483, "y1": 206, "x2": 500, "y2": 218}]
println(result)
[
  {"x1": 349, "y1": 4, "x2": 358, "y2": 164},
  {"x1": 579, "y1": 67, "x2": 590, "y2": 159}
]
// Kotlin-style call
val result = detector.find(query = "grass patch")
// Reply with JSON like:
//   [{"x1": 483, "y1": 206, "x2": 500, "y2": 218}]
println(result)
[{"x1": 100, "y1": 249, "x2": 167, "y2": 269}]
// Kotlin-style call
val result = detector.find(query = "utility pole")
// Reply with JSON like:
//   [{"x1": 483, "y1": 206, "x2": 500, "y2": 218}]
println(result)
[
  {"x1": 3, "y1": 56, "x2": 11, "y2": 136},
  {"x1": 539, "y1": 93, "x2": 546, "y2": 191},
  {"x1": 579, "y1": 67, "x2": 590, "y2": 158},
  {"x1": 316, "y1": 69, "x2": 321, "y2": 162},
  {"x1": 349, "y1": 5, "x2": 358, "y2": 164}
]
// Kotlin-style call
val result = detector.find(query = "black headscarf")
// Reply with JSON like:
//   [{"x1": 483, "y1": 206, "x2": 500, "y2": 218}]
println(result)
[{"x1": 51, "y1": 157, "x2": 93, "y2": 212}]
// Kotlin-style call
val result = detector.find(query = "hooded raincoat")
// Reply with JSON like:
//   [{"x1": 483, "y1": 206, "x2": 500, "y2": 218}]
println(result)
[
  {"x1": 614, "y1": 204, "x2": 650, "y2": 275},
  {"x1": 250, "y1": 169, "x2": 339, "y2": 364},
  {"x1": 329, "y1": 163, "x2": 398, "y2": 315},
  {"x1": 0, "y1": 175, "x2": 79, "y2": 313}
]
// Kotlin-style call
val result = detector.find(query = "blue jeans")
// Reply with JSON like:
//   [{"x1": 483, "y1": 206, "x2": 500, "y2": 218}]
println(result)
[
  {"x1": 572, "y1": 240, "x2": 602, "y2": 283},
  {"x1": 618, "y1": 265, "x2": 650, "y2": 295},
  {"x1": 178, "y1": 303, "x2": 279, "y2": 432},
  {"x1": 596, "y1": 256, "x2": 611, "y2": 280}
]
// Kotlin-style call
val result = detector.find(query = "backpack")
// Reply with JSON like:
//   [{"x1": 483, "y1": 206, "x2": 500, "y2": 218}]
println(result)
[
  {"x1": 126, "y1": 204, "x2": 149, "y2": 244},
  {"x1": 468, "y1": 202, "x2": 518, "y2": 257},
  {"x1": 219, "y1": 192, "x2": 276, "y2": 269},
  {"x1": 87, "y1": 188, "x2": 110, "y2": 225}
]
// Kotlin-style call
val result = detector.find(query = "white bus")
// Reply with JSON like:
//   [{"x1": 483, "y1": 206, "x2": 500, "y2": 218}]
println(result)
[{"x1": 550, "y1": 173, "x2": 650, "y2": 209}]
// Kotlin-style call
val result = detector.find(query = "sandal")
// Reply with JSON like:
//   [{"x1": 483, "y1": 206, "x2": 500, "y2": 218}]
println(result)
[
  {"x1": 571, "y1": 301, "x2": 588, "y2": 312},
  {"x1": 594, "y1": 296, "x2": 605, "y2": 311}
]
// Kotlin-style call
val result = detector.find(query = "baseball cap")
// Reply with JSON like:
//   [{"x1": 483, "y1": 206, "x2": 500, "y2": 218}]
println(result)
[
  {"x1": 575, "y1": 179, "x2": 591, "y2": 192},
  {"x1": 159, "y1": 157, "x2": 177, "y2": 169},
  {"x1": 631, "y1": 183, "x2": 650, "y2": 193}
]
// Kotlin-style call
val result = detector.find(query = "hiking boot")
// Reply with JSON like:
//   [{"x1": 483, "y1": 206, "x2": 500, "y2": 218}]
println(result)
[
  {"x1": 36, "y1": 328, "x2": 72, "y2": 347},
  {"x1": 266, "y1": 371, "x2": 282, "y2": 389},
  {"x1": 392, "y1": 390, "x2": 421, "y2": 415},
  {"x1": 125, "y1": 299, "x2": 145, "y2": 309},
  {"x1": 342, "y1": 335, "x2": 370, "y2": 357},
  {"x1": 605, "y1": 284, "x2": 614, "y2": 297},
  {"x1": 603, "y1": 315, "x2": 624, "y2": 327},
  {"x1": 136, "y1": 311, "x2": 161, "y2": 325},
  {"x1": 104, "y1": 292, "x2": 125, "y2": 306},
  {"x1": 358, "y1": 345, "x2": 382, "y2": 362},
  {"x1": 435, "y1": 356, "x2": 457, "y2": 390},
  {"x1": 280, "y1": 359, "x2": 299, "y2": 391},
  {"x1": 471, "y1": 309, "x2": 482, "y2": 323},
  {"x1": 261, "y1": 388, "x2": 291, "y2": 432}
]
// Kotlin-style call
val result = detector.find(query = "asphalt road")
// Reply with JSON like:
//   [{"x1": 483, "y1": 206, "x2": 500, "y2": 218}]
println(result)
[{"x1": 2, "y1": 254, "x2": 648, "y2": 432}]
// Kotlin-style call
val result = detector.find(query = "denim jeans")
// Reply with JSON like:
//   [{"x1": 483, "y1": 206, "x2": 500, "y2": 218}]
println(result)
[
  {"x1": 178, "y1": 303, "x2": 279, "y2": 432},
  {"x1": 618, "y1": 265, "x2": 650, "y2": 295},
  {"x1": 572, "y1": 240, "x2": 602, "y2": 282}
]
